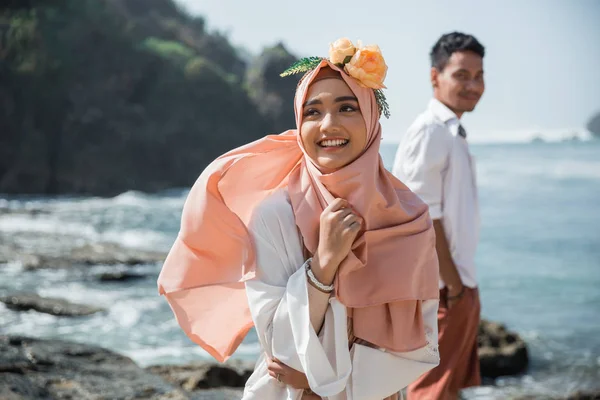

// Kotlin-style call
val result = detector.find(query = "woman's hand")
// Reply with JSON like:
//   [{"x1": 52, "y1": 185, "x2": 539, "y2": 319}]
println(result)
[
  {"x1": 312, "y1": 198, "x2": 362, "y2": 285},
  {"x1": 267, "y1": 357, "x2": 310, "y2": 389}
]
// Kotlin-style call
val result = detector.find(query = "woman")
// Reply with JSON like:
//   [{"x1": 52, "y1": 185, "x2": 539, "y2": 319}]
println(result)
[{"x1": 158, "y1": 38, "x2": 440, "y2": 399}]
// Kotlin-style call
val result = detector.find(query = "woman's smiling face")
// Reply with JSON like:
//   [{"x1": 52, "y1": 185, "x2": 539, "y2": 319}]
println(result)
[{"x1": 300, "y1": 71, "x2": 368, "y2": 173}]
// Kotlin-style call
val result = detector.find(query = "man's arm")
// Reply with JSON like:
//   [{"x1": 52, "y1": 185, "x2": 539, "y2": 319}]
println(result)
[
  {"x1": 433, "y1": 219, "x2": 464, "y2": 308},
  {"x1": 394, "y1": 125, "x2": 462, "y2": 305}
]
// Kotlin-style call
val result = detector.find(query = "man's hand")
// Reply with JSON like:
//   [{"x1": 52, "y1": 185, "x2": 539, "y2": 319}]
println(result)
[
  {"x1": 446, "y1": 284, "x2": 465, "y2": 310},
  {"x1": 267, "y1": 357, "x2": 310, "y2": 389},
  {"x1": 433, "y1": 219, "x2": 464, "y2": 311}
]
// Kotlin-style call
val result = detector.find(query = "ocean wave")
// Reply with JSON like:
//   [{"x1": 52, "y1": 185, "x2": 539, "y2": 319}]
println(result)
[
  {"x1": 107, "y1": 190, "x2": 188, "y2": 208},
  {"x1": 477, "y1": 160, "x2": 600, "y2": 185},
  {"x1": 99, "y1": 228, "x2": 174, "y2": 251},
  {"x1": 469, "y1": 129, "x2": 595, "y2": 144},
  {"x1": 123, "y1": 344, "x2": 231, "y2": 367},
  {"x1": 43, "y1": 191, "x2": 186, "y2": 212},
  {"x1": 0, "y1": 214, "x2": 97, "y2": 237},
  {"x1": 0, "y1": 189, "x2": 188, "y2": 212},
  {"x1": 38, "y1": 282, "x2": 123, "y2": 306},
  {"x1": 0, "y1": 207, "x2": 176, "y2": 251},
  {"x1": 382, "y1": 129, "x2": 596, "y2": 145}
]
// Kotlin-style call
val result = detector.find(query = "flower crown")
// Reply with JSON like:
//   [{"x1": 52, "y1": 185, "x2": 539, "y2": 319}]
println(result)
[{"x1": 280, "y1": 38, "x2": 390, "y2": 118}]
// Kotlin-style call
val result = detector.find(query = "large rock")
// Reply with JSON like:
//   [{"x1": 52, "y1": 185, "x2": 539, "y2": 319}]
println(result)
[
  {"x1": 478, "y1": 319, "x2": 529, "y2": 378},
  {"x1": 565, "y1": 391, "x2": 600, "y2": 400},
  {"x1": 0, "y1": 293, "x2": 105, "y2": 317},
  {"x1": 0, "y1": 335, "x2": 187, "y2": 400},
  {"x1": 97, "y1": 271, "x2": 147, "y2": 282},
  {"x1": 0, "y1": 335, "x2": 245, "y2": 400},
  {"x1": 147, "y1": 360, "x2": 254, "y2": 390},
  {"x1": 586, "y1": 111, "x2": 600, "y2": 138},
  {"x1": 66, "y1": 243, "x2": 166, "y2": 267},
  {"x1": 514, "y1": 390, "x2": 600, "y2": 400}
]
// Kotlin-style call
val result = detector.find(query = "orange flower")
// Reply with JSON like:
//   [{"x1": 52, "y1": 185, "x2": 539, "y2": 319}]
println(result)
[
  {"x1": 328, "y1": 38, "x2": 356, "y2": 65},
  {"x1": 344, "y1": 44, "x2": 388, "y2": 89}
]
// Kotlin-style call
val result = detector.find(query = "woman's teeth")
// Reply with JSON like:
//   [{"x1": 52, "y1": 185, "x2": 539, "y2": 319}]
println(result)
[{"x1": 319, "y1": 139, "x2": 349, "y2": 147}]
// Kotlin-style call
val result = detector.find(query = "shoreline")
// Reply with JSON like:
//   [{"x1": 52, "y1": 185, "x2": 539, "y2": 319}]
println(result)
[
  {"x1": 1, "y1": 178, "x2": 599, "y2": 400},
  {"x1": 2, "y1": 335, "x2": 597, "y2": 400}
]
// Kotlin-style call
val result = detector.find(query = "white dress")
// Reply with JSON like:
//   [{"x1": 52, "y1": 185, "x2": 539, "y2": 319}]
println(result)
[{"x1": 242, "y1": 189, "x2": 440, "y2": 400}]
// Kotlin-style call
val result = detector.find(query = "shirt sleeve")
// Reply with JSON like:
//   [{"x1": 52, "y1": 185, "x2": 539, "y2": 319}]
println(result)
[
  {"x1": 392, "y1": 124, "x2": 451, "y2": 219},
  {"x1": 244, "y1": 202, "x2": 352, "y2": 398}
]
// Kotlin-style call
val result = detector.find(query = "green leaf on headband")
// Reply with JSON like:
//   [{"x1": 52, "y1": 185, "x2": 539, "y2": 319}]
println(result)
[
  {"x1": 343, "y1": 55, "x2": 353, "y2": 64},
  {"x1": 280, "y1": 57, "x2": 324, "y2": 77},
  {"x1": 374, "y1": 89, "x2": 391, "y2": 119}
]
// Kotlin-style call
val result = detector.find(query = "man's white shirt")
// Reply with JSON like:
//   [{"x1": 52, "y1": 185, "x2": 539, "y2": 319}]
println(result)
[{"x1": 392, "y1": 98, "x2": 480, "y2": 289}]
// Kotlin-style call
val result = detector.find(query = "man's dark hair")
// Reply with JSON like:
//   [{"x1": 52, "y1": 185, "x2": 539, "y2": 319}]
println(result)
[{"x1": 430, "y1": 32, "x2": 485, "y2": 71}]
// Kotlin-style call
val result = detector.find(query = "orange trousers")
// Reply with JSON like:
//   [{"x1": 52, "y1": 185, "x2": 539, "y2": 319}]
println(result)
[{"x1": 407, "y1": 288, "x2": 481, "y2": 400}]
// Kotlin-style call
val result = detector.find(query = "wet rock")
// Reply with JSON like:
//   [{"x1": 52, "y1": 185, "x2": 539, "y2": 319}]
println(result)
[
  {"x1": 66, "y1": 243, "x2": 165, "y2": 266},
  {"x1": 147, "y1": 360, "x2": 254, "y2": 390},
  {"x1": 565, "y1": 391, "x2": 600, "y2": 400},
  {"x1": 191, "y1": 388, "x2": 244, "y2": 399},
  {"x1": 0, "y1": 335, "x2": 188, "y2": 399},
  {"x1": 587, "y1": 111, "x2": 600, "y2": 138},
  {"x1": 0, "y1": 373, "x2": 50, "y2": 399},
  {"x1": 478, "y1": 319, "x2": 529, "y2": 378},
  {"x1": 0, "y1": 206, "x2": 49, "y2": 216},
  {"x1": 513, "y1": 390, "x2": 600, "y2": 400},
  {"x1": 0, "y1": 293, "x2": 105, "y2": 317},
  {"x1": 97, "y1": 271, "x2": 147, "y2": 282},
  {"x1": 0, "y1": 242, "x2": 19, "y2": 264},
  {"x1": 0, "y1": 335, "x2": 245, "y2": 399}
]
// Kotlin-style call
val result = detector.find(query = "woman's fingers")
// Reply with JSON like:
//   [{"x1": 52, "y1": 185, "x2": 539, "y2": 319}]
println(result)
[
  {"x1": 267, "y1": 359, "x2": 293, "y2": 385},
  {"x1": 332, "y1": 207, "x2": 353, "y2": 221},
  {"x1": 341, "y1": 214, "x2": 363, "y2": 235},
  {"x1": 267, "y1": 359, "x2": 287, "y2": 375},
  {"x1": 267, "y1": 363, "x2": 285, "y2": 383},
  {"x1": 341, "y1": 212, "x2": 361, "y2": 226},
  {"x1": 267, "y1": 359, "x2": 311, "y2": 389},
  {"x1": 326, "y1": 198, "x2": 350, "y2": 213}
]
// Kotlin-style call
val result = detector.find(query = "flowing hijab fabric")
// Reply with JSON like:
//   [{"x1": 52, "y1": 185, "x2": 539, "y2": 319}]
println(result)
[{"x1": 158, "y1": 60, "x2": 439, "y2": 362}]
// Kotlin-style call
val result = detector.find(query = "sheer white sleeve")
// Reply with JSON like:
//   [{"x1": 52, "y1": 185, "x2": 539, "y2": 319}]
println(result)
[
  {"x1": 242, "y1": 191, "x2": 351, "y2": 399},
  {"x1": 242, "y1": 190, "x2": 440, "y2": 400},
  {"x1": 348, "y1": 299, "x2": 440, "y2": 399}
]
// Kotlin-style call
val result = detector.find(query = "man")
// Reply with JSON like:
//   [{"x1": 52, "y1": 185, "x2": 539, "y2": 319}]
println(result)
[{"x1": 392, "y1": 32, "x2": 485, "y2": 400}]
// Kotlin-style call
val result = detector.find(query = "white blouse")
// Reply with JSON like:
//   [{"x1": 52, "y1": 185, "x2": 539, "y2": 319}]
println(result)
[{"x1": 242, "y1": 189, "x2": 440, "y2": 400}]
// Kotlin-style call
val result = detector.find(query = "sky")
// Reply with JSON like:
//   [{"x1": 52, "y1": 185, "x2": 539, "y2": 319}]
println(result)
[{"x1": 176, "y1": 0, "x2": 600, "y2": 143}]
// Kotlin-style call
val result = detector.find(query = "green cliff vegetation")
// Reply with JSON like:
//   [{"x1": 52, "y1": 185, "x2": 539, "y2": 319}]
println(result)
[{"x1": 0, "y1": 0, "x2": 299, "y2": 195}]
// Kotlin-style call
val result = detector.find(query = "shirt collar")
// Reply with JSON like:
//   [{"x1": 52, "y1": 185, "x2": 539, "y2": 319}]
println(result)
[{"x1": 428, "y1": 98, "x2": 459, "y2": 124}]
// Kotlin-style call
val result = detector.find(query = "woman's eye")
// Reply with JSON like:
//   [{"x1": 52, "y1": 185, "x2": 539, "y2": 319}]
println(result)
[
  {"x1": 340, "y1": 104, "x2": 357, "y2": 112},
  {"x1": 303, "y1": 108, "x2": 319, "y2": 117}
]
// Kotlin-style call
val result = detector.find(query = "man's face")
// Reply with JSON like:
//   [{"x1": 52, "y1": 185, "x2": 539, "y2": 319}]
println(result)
[{"x1": 431, "y1": 51, "x2": 485, "y2": 117}]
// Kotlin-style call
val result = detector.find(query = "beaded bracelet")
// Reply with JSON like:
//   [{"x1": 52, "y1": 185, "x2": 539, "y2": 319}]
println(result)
[{"x1": 304, "y1": 258, "x2": 334, "y2": 293}]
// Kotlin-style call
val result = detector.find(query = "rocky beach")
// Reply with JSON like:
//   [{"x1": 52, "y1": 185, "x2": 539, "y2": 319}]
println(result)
[
  {"x1": 0, "y1": 217, "x2": 560, "y2": 400},
  {"x1": 1, "y1": 0, "x2": 599, "y2": 399},
  {"x1": 3, "y1": 140, "x2": 600, "y2": 399},
  {"x1": 0, "y1": 209, "x2": 531, "y2": 399}
]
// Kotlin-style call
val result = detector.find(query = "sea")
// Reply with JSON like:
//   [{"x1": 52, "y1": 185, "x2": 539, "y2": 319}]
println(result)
[{"x1": 1, "y1": 135, "x2": 599, "y2": 399}]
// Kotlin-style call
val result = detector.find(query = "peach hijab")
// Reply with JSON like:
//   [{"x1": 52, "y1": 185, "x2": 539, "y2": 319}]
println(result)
[{"x1": 158, "y1": 59, "x2": 439, "y2": 362}]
